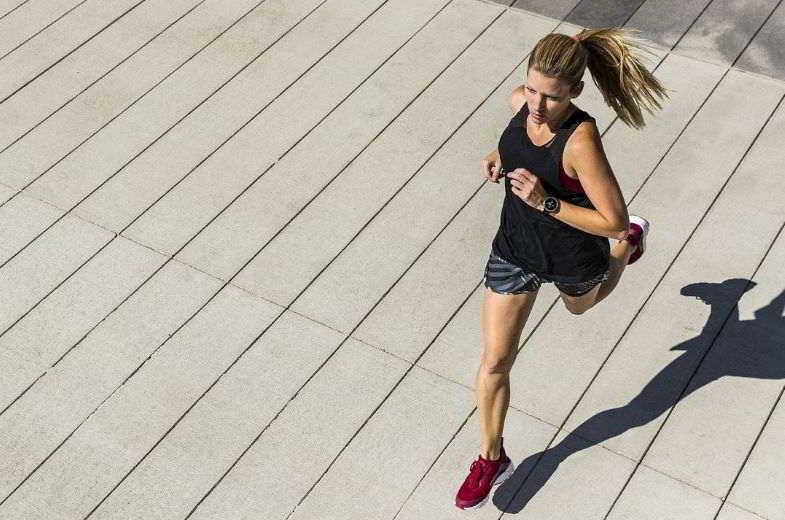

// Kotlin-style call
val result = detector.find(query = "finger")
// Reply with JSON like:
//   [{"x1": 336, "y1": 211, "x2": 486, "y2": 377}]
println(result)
[{"x1": 482, "y1": 161, "x2": 492, "y2": 180}]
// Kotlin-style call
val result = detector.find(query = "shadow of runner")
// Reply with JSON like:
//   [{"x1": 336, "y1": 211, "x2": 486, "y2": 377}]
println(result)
[{"x1": 492, "y1": 278, "x2": 785, "y2": 513}]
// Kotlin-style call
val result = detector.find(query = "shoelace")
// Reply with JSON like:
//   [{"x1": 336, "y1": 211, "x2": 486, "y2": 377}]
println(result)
[{"x1": 468, "y1": 460, "x2": 484, "y2": 487}]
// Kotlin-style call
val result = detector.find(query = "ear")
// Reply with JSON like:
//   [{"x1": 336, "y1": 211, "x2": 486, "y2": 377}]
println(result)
[{"x1": 570, "y1": 81, "x2": 584, "y2": 98}]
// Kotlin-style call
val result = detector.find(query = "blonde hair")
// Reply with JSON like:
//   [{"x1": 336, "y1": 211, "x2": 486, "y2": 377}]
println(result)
[{"x1": 528, "y1": 28, "x2": 667, "y2": 129}]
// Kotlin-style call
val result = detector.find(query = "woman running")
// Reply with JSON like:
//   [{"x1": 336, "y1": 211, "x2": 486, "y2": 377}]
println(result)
[{"x1": 455, "y1": 28, "x2": 667, "y2": 510}]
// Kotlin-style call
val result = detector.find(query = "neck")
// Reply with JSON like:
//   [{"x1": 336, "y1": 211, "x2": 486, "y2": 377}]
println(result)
[{"x1": 530, "y1": 104, "x2": 575, "y2": 132}]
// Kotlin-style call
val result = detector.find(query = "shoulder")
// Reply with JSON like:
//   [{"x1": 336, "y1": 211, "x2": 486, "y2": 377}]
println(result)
[
  {"x1": 563, "y1": 119, "x2": 611, "y2": 174},
  {"x1": 509, "y1": 85, "x2": 526, "y2": 114},
  {"x1": 565, "y1": 119, "x2": 604, "y2": 157}
]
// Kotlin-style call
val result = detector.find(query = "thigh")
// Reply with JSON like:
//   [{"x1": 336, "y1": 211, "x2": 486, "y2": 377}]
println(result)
[
  {"x1": 558, "y1": 283, "x2": 601, "y2": 315},
  {"x1": 481, "y1": 287, "x2": 539, "y2": 364},
  {"x1": 555, "y1": 270, "x2": 608, "y2": 314}
]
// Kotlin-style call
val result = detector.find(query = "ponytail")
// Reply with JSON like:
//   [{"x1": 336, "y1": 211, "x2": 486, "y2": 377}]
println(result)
[{"x1": 529, "y1": 28, "x2": 667, "y2": 129}]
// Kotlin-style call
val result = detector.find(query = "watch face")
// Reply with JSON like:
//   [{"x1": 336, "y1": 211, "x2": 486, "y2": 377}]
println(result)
[{"x1": 544, "y1": 197, "x2": 559, "y2": 212}]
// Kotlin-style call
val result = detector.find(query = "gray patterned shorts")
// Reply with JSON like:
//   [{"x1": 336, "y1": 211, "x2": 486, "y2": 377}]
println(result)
[{"x1": 484, "y1": 252, "x2": 608, "y2": 297}]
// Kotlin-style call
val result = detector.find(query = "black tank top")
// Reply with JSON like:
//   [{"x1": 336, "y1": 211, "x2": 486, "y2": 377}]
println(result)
[{"x1": 492, "y1": 103, "x2": 610, "y2": 283}]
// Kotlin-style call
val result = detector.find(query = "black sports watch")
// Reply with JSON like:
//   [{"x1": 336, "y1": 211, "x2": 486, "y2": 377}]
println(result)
[{"x1": 542, "y1": 196, "x2": 561, "y2": 214}]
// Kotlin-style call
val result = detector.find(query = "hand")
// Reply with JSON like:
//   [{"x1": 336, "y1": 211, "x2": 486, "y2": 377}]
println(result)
[
  {"x1": 507, "y1": 168, "x2": 548, "y2": 210},
  {"x1": 482, "y1": 152, "x2": 503, "y2": 183}
]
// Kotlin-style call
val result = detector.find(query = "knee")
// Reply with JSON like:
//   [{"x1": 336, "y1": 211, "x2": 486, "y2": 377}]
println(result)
[
  {"x1": 481, "y1": 350, "x2": 517, "y2": 374},
  {"x1": 564, "y1": 302, "x2": 588, "y2": 315}
]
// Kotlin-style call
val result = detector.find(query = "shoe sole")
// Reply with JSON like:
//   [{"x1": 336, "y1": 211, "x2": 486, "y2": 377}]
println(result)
[{"x1": 456, "y1": 461, "x2": 516, "y2": 511}]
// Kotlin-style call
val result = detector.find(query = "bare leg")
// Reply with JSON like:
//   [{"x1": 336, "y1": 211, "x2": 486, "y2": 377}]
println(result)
[
  {"x1": 560, "y1": 238, "x2": 634, "y2": 315},
  {"x1": 476, "y1": 287, "x2": 538, "y2": 460}
]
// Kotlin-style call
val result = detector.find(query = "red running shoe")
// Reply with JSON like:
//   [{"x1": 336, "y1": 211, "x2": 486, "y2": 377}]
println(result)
[
  {"x1": 626, "y1": 215, "x2": 650, "y2": 265},
  {"x1": 455, "y1": 440, "x2": 514, "y2": 510}
]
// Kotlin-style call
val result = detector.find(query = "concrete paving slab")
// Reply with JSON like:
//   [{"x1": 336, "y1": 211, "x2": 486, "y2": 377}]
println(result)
[
  {"x1": 508, "y1": 69, "x2": 783, "y2": 429},
  {"x1": 0, "y1": 0, "x2": 279, "y2": 190},
  {"x1": 674, "y1": 0, "x2": 780, "y2": 66},
  {"x1": 187, "y1": 338, "x2": 408, "y2": 520},
  {"x1": 602, "y1": 52, "x2": 724, "y2": 201},
  {"x1": 0, "y1": 0, "x2": 82, "y2": 57},
  {"x1": 287, "y1": 367, "x2": 472, "y2": 520},
  {"x1": 0, "y1": 284, "x2": 280, "y2": 519},
  {"x1": 9, "y1": 0, "x2": 320, "y2": 201},
  {"x1": 0, "y1": 0, "x2": 29, "y2": 18},
  {"x1": 511, "y1": 0, "x2": 581, "y2": 20},
  {"x1": 2, "y1": 0, "x2": 785, "y2": 517},
  {"x1": 292, "y1": 19, "x2": 641, "y2": 340},
  {"x1": 0, "y1": 260, "x2": 221, "y2": 500},
  {"x1": 632, "y1": 99, "x2": 785, "y2": 498},
  {"x1": 0, "y1": 192, "x2": 64, "y2": 265},
  {"x1": 566, "y1": 0, "x2": 648, "y2": 29},
  {"x1": 186, "y1": 0, "x2": 511, "y2": 286},
  {"x1": 607, "y1": 464, "x2": 720, "y2": 519},
  {"x1": 88, "y1": 332, "x2": 389, "y2": 519},
  {"x1": 413, "y1": 45, "x2": 682, "y2": 389},
  {"x1": 413, "y1": 48, "x2": 719, "y2": 425},
  {"x1": 626, "y1": 0, "x2": 712, "y2": 50},
  {"x1": 717, "y1": 502, "x2": 770, "y2": 520},
  {"x1": 495, "y1": 428, "x2": 636, "y2": 518},
  {"x1": 0, "y1": 0, "x2": 143, "y2": 101},
  {"x1": 736, "y1": 0, "x2": 785, "y2": 82},
  {"x1": 240, "y1": 9, "x2": 551, "y2": 312},
  {"x1": 395, "y1": 408, "x2": 556, "y2": 520},
  {"x1": 0, "y1": 0, "x2": 204, "y2": 150},
  {"x1": 0, "y1": 184, "x2": 16, "y2": 205},
  {"x1": 349, "y1": 184, "x2": 500, "y2": 361},
  {"x1": 0, "y1": 215, "x2": 113, "y2": 334},
  {"x1": 562, "y1": 76, "x2": 785, "y2": 461},
  {"x1": 724, "y1": 384, "x2": 785, "y2": 520},
  {"x1": 0, "y1": 236, "x2": 165, "y2": 412},
  {"x1": 122, "y1": 0, "x2": 457, "y2": 257},
  {"x1": 417, "y1": 282, "x2": 560, "y2": 389},
  {"x1": 74, "y1": 0, "x2": 384, "y2": 235},
  {"x1": 293, "y1": 19, "x2": 560, "y2": 336}
]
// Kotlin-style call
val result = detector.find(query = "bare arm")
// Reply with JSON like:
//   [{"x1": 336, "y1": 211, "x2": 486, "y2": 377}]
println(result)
[{"x1": 558, "y1": 122, "x2": 629, "y2": 239}]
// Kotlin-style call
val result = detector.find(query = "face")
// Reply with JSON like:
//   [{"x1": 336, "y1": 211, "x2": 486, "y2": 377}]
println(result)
[{"x1": 524, "y1": 68, "x2": 581, "y2": 125}]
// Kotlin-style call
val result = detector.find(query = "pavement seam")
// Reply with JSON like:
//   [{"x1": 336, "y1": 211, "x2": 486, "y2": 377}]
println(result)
[
  {"x1": 0, "y1": 0, "x2": 336, "y2": 506},
  {"x1": 228, "y1": 10, "x2": 534, "y2": 520},
  {"x1": 0, "y1": 0, "x2": 272, "y2": 208},
  {"x1": 669, "y1": 0, "x2": 716, "y2": 52},
  {"x1": 0, "y1": 0, "x2": 305, "y2": 269},
  {"x1": 481, "y1": 0, "x2": 785, "y2": 87},
  {"x1": 0, "y1": 0, "x2": 90, "y2": 62},
  {"x1": 0, "y1": 0, "x2": 32, "y2": 21},
  {"x1": 0, "y1": 0, "x2": 149, "y2": 105},
  {"x1": 489, "y1": 31, "x2": 740, "y2": 520},
  {"x1": 602, "y1": 93, "x2": 785, "y2": 520},
  {"x1": 730, "y1": 0, "x2": 784, "y2": 69},
  {"x1": 3, "y1": 0, "x2": 503, "y2": 516},
  {"x1": 2, "y1": 1, "x2": 781, "y2": 517},
  {"x1": 0, "y1": 0, "x2": 211, "y2": 168},
  {"x1": 0, "y1": 0, "x2": 327, "y2": 371},
  {"x1": 395, "y1": 34, "x2": 669, "y2": 520},
  {"x1": 303, "y1": 15, "x2": 568, "y2": 519},
  {"x1": 723, "y1": 500, "x2": 775, "y2": 520},
  {"x1": 392, "y1": 407, "x2": 478, "y2": 520},
  {"x1": 712, "y1": 222, "x2": 785, "y2": 520}
]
